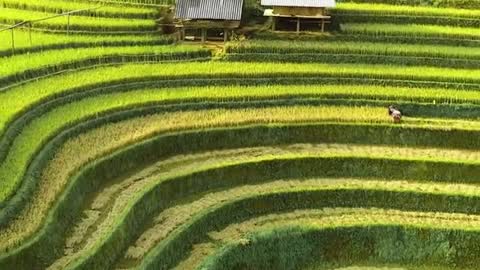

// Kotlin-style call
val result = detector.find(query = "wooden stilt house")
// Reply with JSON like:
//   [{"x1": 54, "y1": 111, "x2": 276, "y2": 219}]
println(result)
[
  {"x1": 261, "y1": 0, "x2": 336, "y2": 33},
  {"x1": 175, "y1": 0, "x2": 244, "y2": 43}
]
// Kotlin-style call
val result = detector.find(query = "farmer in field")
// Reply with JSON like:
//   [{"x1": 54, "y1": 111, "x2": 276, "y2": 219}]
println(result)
[{"x1": 388, "y1": 105, "x2": 402, "y2": 123}]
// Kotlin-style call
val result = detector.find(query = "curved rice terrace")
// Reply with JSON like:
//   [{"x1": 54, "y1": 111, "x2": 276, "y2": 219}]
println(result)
[{"x1": 0, "y1": 0, "x2": 479, "y2": 269}]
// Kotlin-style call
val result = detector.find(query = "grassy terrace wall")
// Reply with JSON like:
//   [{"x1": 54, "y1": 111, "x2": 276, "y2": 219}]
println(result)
[
  {"x1": 0, "y1": 0, "x2": 479, "y2": 269},
  {"x1": 200, "y1": 225, "x2": 480, "y2": 270}
]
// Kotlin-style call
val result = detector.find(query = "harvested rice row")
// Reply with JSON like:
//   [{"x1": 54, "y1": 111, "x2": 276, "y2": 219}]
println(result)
[
  {"x1": 44, "y1": 159, "x2": 480, "y2": 269},
  {"x1": 137, "y1": 183, "x2": 480, "y2": 270},
  {"x1": 63, "y1": 177, "x2": 480, "y2": 269},
  {"x1": 96, "y1": 151, "x2": 480, "y2": 267},
  {"x1": 51, "y1": 141, "x2": 480, "y2": 268},
  {"x1": 188, "y1": 207, "x2": 480, "y2": 270}
]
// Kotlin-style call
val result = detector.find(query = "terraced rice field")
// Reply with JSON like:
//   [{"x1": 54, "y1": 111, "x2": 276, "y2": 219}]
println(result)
[{"x1": 0, "y1": 0, "x2": 479, "y2": 269}]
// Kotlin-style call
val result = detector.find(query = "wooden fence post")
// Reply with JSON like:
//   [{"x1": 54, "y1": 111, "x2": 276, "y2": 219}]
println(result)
[
  {"x1": 224, "y1": 28, "x2": 228, "y2": 43},
  {"x1": 296, "y1": 17, "x2": 300, "y2": 34},
  {"x1": 201, "y1": 28, "x2": 206, "y2": 43},
  {"x1": 10, "y1": 28, "x2": 15, "y2": 55},
  {"x1": 67, "y1": 14, "x2": 70, "y2": 35},
  {"x1": 29, "y1": 23, "x2": 33, "y2": 46}
]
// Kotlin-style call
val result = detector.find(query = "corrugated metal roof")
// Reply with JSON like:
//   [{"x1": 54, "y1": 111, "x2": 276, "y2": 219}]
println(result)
[
  {"x1": 175, "y1": 0, "x2": 244, "y2": 20},
  {"x1": 261, "y1": 0, "x2": 336, "y2": 8}
]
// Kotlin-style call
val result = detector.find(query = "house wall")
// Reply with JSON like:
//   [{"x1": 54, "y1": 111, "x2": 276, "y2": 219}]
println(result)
[{"x1": 273, "y1": 7, "x2": 326, "y2": 16}]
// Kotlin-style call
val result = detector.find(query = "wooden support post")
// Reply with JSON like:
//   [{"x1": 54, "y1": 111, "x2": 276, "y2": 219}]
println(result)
[
  {"x1": 296, "y1": 17, "x2": 300, "y2": 34},
  {"x1": 201, "y1": 28, "x2": 206, "y2": 43},
  {"x1": 67, "y1": 14, "x2": 70, "y2": 35},
  {"x1": 224, "y1": 28, "x2": 228, "y2": 43},
  {"x1": 272, "y1": 17, "x2": 276, "y2": 31},
  {"x1": 321, "y1": 20, "x2": 325, "y2": 32},
  {"x1": 28, "y1": 23, "x2": 33, "y2": 46},
  {"x1": 10, "y1": 28, "x2": 15, "y2": 55},
  {"x1": 182, "y1": 28, "x2": 186, "y2": 40}
]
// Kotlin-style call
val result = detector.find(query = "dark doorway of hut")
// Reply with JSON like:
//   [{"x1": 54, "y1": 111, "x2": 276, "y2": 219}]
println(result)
[{"x1": 177, "y1": 27, "x2": 235, "y2": 44}]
